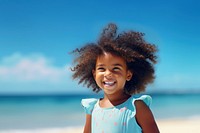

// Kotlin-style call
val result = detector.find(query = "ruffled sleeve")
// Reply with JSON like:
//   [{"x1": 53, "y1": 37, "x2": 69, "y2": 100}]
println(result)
[
  {"x1": 81, "y1": 98, "x2": 98, "y2": 114},
  {"x1": 135, "y1": 95, "x2": 152, "y2": 107},
  {"x1": 130, "y1": 95, "x2": 152, "y2": 117}
]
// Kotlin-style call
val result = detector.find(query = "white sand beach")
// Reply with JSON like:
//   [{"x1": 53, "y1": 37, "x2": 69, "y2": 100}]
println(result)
[
  {"x1": 158, "y1": 118, "x2": 200, "y2": 133},
  {"x1": 0, "y1": 127, "x2": 83, "y2": 133},
  {"x1": 1, "y1": 118, "x2": 199, "y2": 133}
]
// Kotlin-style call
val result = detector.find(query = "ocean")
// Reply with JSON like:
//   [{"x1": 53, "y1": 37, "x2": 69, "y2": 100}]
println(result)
[{"x1": 0, "y1": 93, "x2": 200, "y2": 131}]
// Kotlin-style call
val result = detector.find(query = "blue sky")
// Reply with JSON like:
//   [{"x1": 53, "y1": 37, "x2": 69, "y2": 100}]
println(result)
[{"x1": 0, "y1": 0, "x2": 200, "y2": 94}]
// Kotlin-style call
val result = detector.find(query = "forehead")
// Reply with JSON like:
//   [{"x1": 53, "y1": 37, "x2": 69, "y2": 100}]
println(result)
[{"x1": 96, "y1": 52, "x2": 126, "y2": 65}]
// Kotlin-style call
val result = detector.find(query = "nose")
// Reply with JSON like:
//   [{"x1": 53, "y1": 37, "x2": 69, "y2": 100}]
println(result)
[{"x1": 104, "y1": 69, "x2": 112, "y2": 78}]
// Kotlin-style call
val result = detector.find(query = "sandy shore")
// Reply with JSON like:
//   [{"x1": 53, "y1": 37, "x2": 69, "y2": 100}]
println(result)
[
  {"x1": 1, "y1": 118, "x2": 199, "y2": 133},
  {"x1": 0, "y1": 127, "x2": 83, "y2": 133},
  {"x1": 158, "y1": 118, "x2": 200, "y2": 133}
]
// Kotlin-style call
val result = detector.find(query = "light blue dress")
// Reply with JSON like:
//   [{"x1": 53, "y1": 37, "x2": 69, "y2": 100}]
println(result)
[{"x1": 81, "y1": 95, "x2": 152, "y2": 133}]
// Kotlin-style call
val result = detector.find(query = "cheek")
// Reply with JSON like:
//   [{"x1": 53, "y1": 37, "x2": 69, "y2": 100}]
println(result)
[
  {"x1": 95, "y1": 72, "x2": 103, "y2": 79},
  {"x1": 94, "y1": 74, "x2": 104, "y2": 87},
  {"x1": 93, "y1": 72, "x2": 102, "y2": 82}
]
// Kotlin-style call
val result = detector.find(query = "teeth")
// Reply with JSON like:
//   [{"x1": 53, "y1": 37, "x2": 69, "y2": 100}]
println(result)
[{"x1": 104, "y1": 82, "x2": 115, "y2": 85}]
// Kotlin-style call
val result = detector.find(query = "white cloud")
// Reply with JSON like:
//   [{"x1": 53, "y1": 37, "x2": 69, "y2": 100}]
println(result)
[
  {"x1": 0, "y1": 53, "x2": 71, "y2": 83},
  {"x1": 0, "y1": 53, "x2": 87, "y2": 94}
]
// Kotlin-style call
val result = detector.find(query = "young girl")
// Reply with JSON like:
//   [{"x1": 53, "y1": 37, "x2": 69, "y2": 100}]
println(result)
[{"x1": 71, "y1": 23, "x2": 160, "y2": 133}]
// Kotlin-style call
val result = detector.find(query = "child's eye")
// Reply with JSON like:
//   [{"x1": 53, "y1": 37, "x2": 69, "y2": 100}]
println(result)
[
  {"x1": 113, "y1": 67, "x2": 120, "y2": 71},
  {"x1": 97, "y1": 67, "x2": 105, "y2": 71}
]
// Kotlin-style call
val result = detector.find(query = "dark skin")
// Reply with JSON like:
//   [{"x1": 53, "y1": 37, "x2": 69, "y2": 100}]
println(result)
[
  {"x1": 83, "y1": 114, "x2": 91, "y2": 133},
  {"x1": 135, "y1": 100, "x2": 160, "y2": 133}
]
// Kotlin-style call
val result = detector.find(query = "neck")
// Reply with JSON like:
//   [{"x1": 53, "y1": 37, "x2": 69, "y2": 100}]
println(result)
[{"x1": 103, "y1": 92, "x2": 131, "y2": 106}]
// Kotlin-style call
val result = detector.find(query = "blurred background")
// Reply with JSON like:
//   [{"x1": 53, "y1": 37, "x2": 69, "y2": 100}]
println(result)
[{"x1": 0, "y1": 0, "x2": 200, "y2": 132}]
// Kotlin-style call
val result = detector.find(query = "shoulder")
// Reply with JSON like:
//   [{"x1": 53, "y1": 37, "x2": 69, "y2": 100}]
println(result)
[
  {"x1": 82, "y1": 98, "x2": 98, "y2": 133},
  {"x1": 81, "y1": 98, "x2": 98, "y2": 106},
  {"x1": 135, "y1": 100, "x2": 151, "y2": 118},
  {"x1": 133, "y1": 95, "x2": 160, "y2": 133},
  {"x1": 81, "y1": 98, "x2": 98, "y2": 114},
  {"x1": 133, "y1": 95, "x2": 152, "y2": 106},
  {"x1": 132, "y1": 95, "x2": 153, "y2": 121},
  {"x1": 132, "y1": 95, "x2": 152, "y2": 121}
]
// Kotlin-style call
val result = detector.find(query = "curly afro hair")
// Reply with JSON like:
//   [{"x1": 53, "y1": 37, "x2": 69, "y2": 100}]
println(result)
[{"x1": 71, "y1": 23, "x2": 158, "y2": 95}]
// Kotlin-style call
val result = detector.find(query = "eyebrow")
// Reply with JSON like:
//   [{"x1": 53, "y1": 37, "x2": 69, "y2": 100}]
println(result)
[
  {"x1": 96, "y1": 63, "x2": 123, "y2": 67},
  {"x1": 112, "y1": 63, "x2": 123, "y2": 67}
]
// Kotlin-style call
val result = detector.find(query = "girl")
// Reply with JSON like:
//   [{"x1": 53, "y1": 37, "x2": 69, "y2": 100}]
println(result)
[{"x1": 71, "y1": 23, "x2": 160, "y2": 133}]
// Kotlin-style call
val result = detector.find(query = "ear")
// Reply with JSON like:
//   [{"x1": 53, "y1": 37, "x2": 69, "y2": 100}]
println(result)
[{"x1": 126, "y1": 70, "x2": 133, "y2": 81}]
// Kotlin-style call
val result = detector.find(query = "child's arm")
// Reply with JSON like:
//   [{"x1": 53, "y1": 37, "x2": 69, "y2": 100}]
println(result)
[
  {"x1": 83, "y1": 114, "x2": 91, "y2": 133},
  {"x1": 135, "y1": 100, "x2": 160, "y2": 133}
]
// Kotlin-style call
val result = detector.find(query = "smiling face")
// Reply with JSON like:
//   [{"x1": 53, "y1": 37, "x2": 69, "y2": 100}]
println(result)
[{"x1": 93, "y1": 52, "x2": 132, "y2": 95}]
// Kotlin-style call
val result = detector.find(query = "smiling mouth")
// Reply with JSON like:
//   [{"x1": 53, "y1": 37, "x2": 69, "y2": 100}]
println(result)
[{"x1": 103, "y1": 81, "x2": 116, "y2": 86}]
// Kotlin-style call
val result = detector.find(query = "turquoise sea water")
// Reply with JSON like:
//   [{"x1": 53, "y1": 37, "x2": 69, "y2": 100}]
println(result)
[{"x1": 0, "y1": 93, "x2": 200, "y2": 130}]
